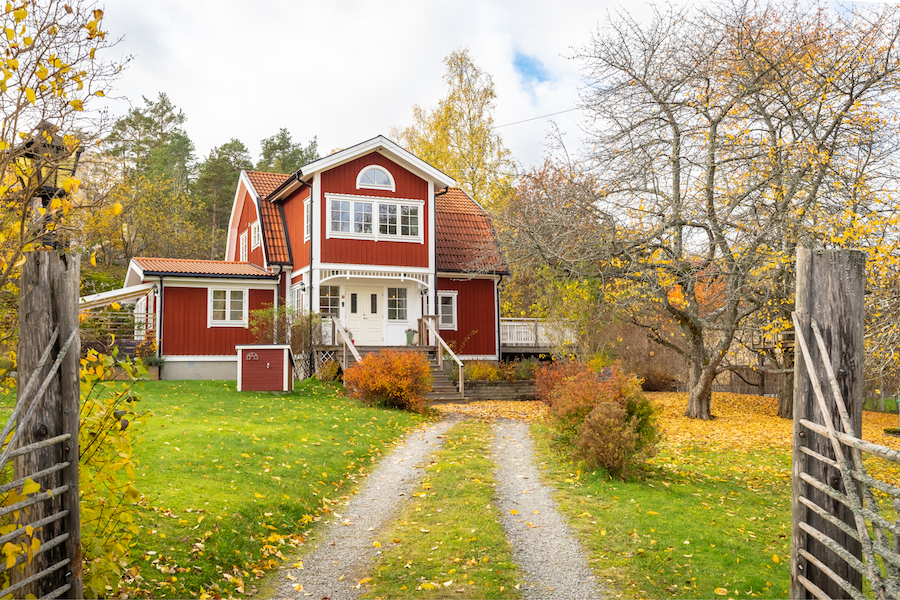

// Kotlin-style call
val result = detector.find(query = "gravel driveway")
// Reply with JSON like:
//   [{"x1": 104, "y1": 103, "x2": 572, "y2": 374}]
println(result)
[
  {"x1": 270, "y1": 418, "x2": 457, "y2": 599},
  {"x1": 268, "y1": 415, "x2": 602, "y2": 599},
  {"x1": 492, "y1": 419, "x2": 603, "y2": 599}
]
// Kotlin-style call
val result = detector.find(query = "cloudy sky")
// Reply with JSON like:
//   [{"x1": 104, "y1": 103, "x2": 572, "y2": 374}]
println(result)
[{"x1": 97, "y1": 0, "x2": 656, "y2": 171}]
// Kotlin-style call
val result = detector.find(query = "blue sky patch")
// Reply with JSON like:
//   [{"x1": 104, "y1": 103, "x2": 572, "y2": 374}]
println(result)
[{"x1": 514, "y1": 52, "x2": 550, "y2": 84}]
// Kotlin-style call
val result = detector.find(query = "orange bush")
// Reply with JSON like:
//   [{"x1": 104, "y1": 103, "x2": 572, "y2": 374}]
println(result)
[
  {"x1": 539, "y1": 362, "x2": 659, "y2": 478},
  {"x1": 343, "y1": 349, "x2": 433, "y2": 412},
  {"x1": 535, "y1": 360, "x2": 592, "y2": 406}
]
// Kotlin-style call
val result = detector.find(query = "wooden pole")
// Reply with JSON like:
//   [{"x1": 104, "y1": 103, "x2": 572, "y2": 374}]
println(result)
[
  {"x1": 791, "y1": 248, "x2": 864, "y2": 599},
  {"x1": 15, "y1": 251, "x2": 80, "y2": 597},
  {"x1": 56, "y1": 253, "x2": 82, "y2": 599}
]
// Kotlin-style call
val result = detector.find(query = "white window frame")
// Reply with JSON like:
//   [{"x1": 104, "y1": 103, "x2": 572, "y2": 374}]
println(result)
[
  {"x1": 240, "y1": 231, "x2": 248, "y2": 262},
  {"x1": 250, "y1": 220, "x2": 261, "y2": 249},
  {"x1": 303, "y1": 197, "x2": 311, "y2": 242},
  {"x1": 290, "y1": 282, "x2": 304, "y2": 312},
  {"x1": 325, "y1": 193, "x2": 424, "y2": 244},
  {"x1": 387, "y1": 287, "x2": 408, "y2": 322},
  {"x1": 438, "y1": 290, "x2": 458, "y2": 331},
  {"x1": 356, "y1": 165, "x2": 395, "y2": 192},
  {"x1": 208, "y1": 288, "x2": 249, "y2": 328}
]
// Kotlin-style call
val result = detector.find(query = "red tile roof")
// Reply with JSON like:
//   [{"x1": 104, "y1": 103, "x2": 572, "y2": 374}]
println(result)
[
  {"x1": 435, "y1": 188, "x2": 509, "y2": 275},
  {"x1": 245, "y1": 171, "x2": 290, "y2": 198},
  {"x1": 132, "y1": 258, "x2": 277, "y2": 278},
  {"x1": 245, "y1": 171, "x2": 292, "y2": 264}
]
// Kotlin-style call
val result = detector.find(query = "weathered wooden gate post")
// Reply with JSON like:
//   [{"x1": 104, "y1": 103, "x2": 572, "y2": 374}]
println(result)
[
  {"x1": 16, "y1": 251, "x2": 82, "y2": 598},
  {"x1": 791, "y1": 248, "x2": 864, "y2": 599}
]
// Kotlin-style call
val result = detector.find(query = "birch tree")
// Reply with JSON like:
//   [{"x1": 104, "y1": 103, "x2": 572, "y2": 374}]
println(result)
[{"x1": 392, "y1": 48, "x2": 514, "y2": 209}]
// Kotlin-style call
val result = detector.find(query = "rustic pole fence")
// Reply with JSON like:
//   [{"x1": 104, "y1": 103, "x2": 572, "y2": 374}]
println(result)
[
  {"x1": 7, "y1": 250, "x2": 83, "y2": 599},
  {"x1": 790, "y1": 248, "x2": 893, "y2": 600}
]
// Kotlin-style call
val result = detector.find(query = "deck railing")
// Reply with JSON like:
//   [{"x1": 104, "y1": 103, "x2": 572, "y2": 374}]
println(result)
[{"x1": 500, "y1": 318, "x2": 572, "y2": 348}]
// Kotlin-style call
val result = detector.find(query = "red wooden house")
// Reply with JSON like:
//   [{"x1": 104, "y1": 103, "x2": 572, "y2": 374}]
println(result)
[{"x1": 80, "y1": 136, "x2": 508, "y2": 380}]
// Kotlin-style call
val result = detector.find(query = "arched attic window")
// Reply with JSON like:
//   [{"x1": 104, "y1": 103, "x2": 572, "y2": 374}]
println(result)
[{"x1": 356, "y1": 165, "x2": 395, "y2": 192}]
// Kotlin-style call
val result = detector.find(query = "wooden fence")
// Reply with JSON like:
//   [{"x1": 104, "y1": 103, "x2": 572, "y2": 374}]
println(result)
[
  {"x1": 791, "y1": 249, "x2": 899, "y2": 599},
  {"x1": 1, "y1": 252, "x2": 83, "y2": 599}
]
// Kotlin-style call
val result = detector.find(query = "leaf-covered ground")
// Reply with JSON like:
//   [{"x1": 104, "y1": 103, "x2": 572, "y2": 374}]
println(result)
[{"x1": 438, "y1": 393, "x2": 899, "y2": 599}]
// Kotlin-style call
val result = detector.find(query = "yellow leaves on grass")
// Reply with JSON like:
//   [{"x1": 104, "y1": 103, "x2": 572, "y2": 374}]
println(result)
[
  {"x1": 434, "y1": 400, "x2": 547, "y2": 422},
  {"x1": 715, "y1": 587, "x2": 729, "y2": 595}
]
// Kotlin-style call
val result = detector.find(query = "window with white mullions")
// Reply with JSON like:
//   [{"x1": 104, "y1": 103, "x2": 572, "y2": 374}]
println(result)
[
  {"x1": 354, "y1": 201, "x2": 373, "y2": 234},
  {"x1": 401, "y1": 205, "x2": 419, "y2": 237},
  {"x1": 387, "y1": 287, "x2": 407, "y2": 321},
  {"x1": 250, "y1": 221, "x2": 261, "y2": 249},
  {"x1": 357, "y1": 166, "x2": 395, "y2": 191},
  {"x1": 304, "y1": 198, "x2": 312, "y2": 241},
  {"x1": 210, "y1": 289, "x2": 247, "y2": 327},
  {"x1": 379, "y1": 204, "x2": 397, "y2": 235},
  {"x1": 331, "y1": 200, "x2": 351, "y2": 232},
  {"x1": 438, "y1": 291, "x2": 457, "y2": 330},
  {"x1": 319, "y1": 285, "x2": 341, "y2": 317}
]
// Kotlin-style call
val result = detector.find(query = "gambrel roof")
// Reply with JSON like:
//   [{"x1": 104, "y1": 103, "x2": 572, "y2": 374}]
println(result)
[{"x1": 245, "y1": 171, "x2": 292, "y2": 264}]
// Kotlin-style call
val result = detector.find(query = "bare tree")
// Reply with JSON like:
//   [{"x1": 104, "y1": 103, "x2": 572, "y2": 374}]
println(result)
[{"x1": 505, "y1": 0, "x2": 900, "y2": 419}]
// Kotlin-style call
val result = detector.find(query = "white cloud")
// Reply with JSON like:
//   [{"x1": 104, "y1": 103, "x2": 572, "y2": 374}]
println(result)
[{"x1": 99, "y1": 0, "x2": 650, "y2": 169}]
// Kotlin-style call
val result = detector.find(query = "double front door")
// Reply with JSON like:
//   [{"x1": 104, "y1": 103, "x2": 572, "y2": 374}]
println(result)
[{"x1": 345, "y1": 287, "x2": 383, "y2": 345}]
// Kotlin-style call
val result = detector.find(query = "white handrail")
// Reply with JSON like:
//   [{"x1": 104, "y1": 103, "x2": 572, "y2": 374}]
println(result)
[
  {"x1": 420, "y1": 317, "x2": 464, "y2": 396},
  {"x1": 331, "y1": 317, "x2": 361, "y2": 368}
]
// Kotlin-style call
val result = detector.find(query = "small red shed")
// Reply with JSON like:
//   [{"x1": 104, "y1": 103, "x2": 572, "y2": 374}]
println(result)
[{"x1": 236, "y1": 345, "x2": 294, "y2": 392}]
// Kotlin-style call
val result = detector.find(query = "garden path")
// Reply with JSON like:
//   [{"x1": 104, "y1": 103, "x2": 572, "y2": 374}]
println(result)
[
  {"x1": 270, "y1": 417, "x2": 458, "y2": 599},
  {"x1": 492, "y1": 419, "x2": 603, "y2": 599},
  {"x1": 270, "y1": 415, "x2": 602, "y2": 599}
]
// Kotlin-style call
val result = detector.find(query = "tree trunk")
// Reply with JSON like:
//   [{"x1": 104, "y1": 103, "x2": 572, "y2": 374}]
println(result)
[
  {"x1": 777, "y1": 350, "x2": 794, "y2": 418},
  {"x1": 685, "y1": 343, "x2": 714, "y2": 420}
]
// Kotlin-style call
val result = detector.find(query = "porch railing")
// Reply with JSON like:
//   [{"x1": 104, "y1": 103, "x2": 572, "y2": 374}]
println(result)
[
  {"x1": 419, "y1": 316, "x2": 464, "y2": 397},
  {"x1": 331, "y1": 317, "x2": 361, "y2": 369},
  {"x1": 500, "y1": 318, "x2": 572, "y2": 348}
]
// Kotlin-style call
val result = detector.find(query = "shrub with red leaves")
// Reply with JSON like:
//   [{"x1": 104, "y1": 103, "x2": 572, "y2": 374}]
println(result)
[
  {"x1": 343, "y1": 349, "x2": 433, "y2": 412},
  {"x1": 538, "y1": 362, "x2": 659, "y2": 478}
]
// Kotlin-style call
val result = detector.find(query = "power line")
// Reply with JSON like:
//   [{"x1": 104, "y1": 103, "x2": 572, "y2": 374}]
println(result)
[{"x1": 493, "y1": 107, "x2": 581, "y2": 129}]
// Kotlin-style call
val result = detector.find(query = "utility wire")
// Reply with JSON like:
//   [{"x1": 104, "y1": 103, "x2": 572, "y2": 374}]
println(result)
[{"x1": 493, "y1": 107, "x2": 581, "y2": 129}]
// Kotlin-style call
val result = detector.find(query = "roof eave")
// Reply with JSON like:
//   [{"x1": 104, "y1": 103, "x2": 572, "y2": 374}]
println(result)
[{"x1": 140, "y1": 271, "x2": 278, "y2": 280}]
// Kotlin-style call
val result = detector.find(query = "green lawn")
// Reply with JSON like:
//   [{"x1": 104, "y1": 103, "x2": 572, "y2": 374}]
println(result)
[
  {"x1": 362, "y1": 420, "x2": 520, "y2": 599},
  {"x1": 124, "y1": 379, "x2": 429, "y2": 598},
  {"x1": 532, "y1": 425, "x2": 792, "y2": 599}
]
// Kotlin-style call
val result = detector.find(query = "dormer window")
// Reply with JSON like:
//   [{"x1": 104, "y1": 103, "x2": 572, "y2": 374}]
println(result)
[{"x1": 357, "y1": 166, "x2": 395, "y2": 192}]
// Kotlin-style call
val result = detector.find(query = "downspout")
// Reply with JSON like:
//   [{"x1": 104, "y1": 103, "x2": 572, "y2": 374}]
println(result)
[
  {"x1": 156, "y1": 276, "x2": 164, "y2": 360},
  {"x1": 275, "y1": 265, "x2": 284, "y2": 343},
  {"x1": 496, "y1": 275, "x2": 504, "y2": 361},
  {"x1": 433, "y1": 186, "x2": 448, "y2": 317}
]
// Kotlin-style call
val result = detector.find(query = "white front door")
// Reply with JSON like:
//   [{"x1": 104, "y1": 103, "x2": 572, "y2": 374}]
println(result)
[{"x1": 345, "y1": 287, "x2": 383, "y2": 345}]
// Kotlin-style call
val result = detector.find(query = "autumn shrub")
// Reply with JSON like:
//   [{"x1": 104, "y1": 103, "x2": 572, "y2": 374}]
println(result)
[
  {"x1": 498, "y1": 358, "x2": 540, "y2": 381},
  {"x1": 541, "y1": 363, "x2": 659, "y2": 478},
  {"x1": 535, "y1": 359, "x2": 593, "y2": 406},
  {"x1": 574, "y1": 402, "x2": 642, "y2": 477},
  {"x1": 78, "y1": 349, "x2": 150, "y2": 597},
  {"x1": 465, "y1": 360, "x2": 500, "y2": 381},
  {"x1": 318, "y1": 358, "x2": 342, "y2": 382},
  {"x1": 343, "y1": 349, "x2": 433, "y2": 412}
]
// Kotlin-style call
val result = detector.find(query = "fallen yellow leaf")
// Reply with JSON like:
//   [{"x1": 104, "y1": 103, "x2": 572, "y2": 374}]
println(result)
[{"x1": 715, "y1": 588, "x2": 728, "y2": 595}]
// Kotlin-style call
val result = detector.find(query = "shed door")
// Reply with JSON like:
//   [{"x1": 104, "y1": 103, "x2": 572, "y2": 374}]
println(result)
[{"x1": 345, "y1": 287, "x2": 383, "y2": 345}]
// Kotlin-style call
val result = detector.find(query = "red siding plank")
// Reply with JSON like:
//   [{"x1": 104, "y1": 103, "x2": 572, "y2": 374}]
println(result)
[
  {"x1": 161, "y1": 287, "x2": 274, "y2": 355},
  {"x1": 436, "y1": 278, "x2": 497, "y2": 356},
  {"x1": 320, "y1": 152, "x2": 429, "y2": 267}
]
